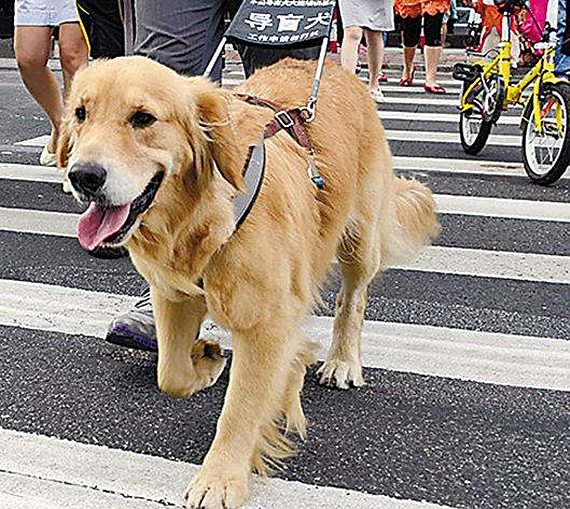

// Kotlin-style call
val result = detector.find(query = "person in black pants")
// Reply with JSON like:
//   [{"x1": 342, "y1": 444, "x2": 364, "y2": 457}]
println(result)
[
  {"x1": 75, "y1": 0, "x2": 124, "y2": 58},
  {"x1": 395, "y1": 0, "x2": 450, "y2": 93}
]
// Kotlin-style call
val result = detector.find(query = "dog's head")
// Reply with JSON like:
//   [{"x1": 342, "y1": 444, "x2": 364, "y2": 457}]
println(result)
[{"x1": 58, "y1": 56, "x2": 244, "y2": 252}]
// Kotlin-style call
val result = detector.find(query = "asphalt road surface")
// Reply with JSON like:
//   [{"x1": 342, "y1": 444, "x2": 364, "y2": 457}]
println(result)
[{"x1": 0, "y1": 57, "x2": 569, "y2": 509}]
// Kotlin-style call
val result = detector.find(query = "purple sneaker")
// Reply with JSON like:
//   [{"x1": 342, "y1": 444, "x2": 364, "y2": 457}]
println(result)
[{"x1": 106, "y1": 288, "x2": 157, "y2": 352}]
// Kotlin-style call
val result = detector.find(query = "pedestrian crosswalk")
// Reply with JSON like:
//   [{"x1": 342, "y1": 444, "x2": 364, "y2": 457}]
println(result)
[{"x1": 0, "y1": 59, "x2": 569, "y2": 509}]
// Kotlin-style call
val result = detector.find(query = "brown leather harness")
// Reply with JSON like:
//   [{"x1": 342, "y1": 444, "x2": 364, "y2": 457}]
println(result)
[
  {"x1": 228, "y1": 92, "x2": 324, "y2": 231},
  {"x1": 234, "y1": 92, "x2": 324, "y2": 189}
]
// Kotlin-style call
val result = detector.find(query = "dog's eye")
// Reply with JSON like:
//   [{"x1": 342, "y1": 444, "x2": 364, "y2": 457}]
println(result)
[
  {"x1": 75, "y1": 106, "x2": 86, "y2": 122},
  {"x1": 130, "y1": 111, "x2": 157, "y2": 129}
]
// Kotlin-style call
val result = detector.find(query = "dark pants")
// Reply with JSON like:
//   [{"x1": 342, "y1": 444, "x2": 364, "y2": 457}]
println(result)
[
  {"x1": 76, "y1": 0, "x2": 124, "y2": 58},
  {"x1": 130, "y1": 0, "x2": 321, "y2": 79},
  {"x1": 401, "y1": 13, "x2": 445, "y2": 47},
  {"x1": 76, "y1": 0, "x2": 322, "y2": 79}
]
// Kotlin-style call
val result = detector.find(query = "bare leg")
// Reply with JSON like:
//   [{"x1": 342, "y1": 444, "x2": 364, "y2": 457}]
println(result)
[
  {"x1": 185, "y1": 325, "x2": 304, "y2": 509},
  {"x1": 402, "y1": 45, "x2": 417, "y2": 81},
  {"x1": 340, "y1": 25, "x2": 363, "y2": 74},
  {"x1": 151, "y1": 289, "x2": 225, "y2": 398},
  {"x1": 425, "y1": 45, "x2": 442, "y2": 88},
  {"x1": 14, "y1": 26, "x2": 62, "y2": 152},
  {"x1": 364, "y1": 29, "x2": 384, "y2": 92},
  {"x1": 58, "y1": 22, "x2": 88, "y2": 98}
]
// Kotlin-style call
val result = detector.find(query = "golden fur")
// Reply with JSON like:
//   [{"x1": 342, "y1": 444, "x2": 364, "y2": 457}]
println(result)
[{"x1": 58, "y1": 56, "x2": 440, "y2": 509}]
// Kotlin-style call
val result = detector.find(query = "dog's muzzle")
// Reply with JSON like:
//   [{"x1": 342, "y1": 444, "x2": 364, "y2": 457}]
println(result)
[{"x1": 68, "y1": 162, "x2": 107, "y2": 199}]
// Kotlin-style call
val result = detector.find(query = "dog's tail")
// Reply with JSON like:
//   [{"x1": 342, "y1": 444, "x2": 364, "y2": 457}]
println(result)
[{"x1": 384, "y1": 177, "x2": 440, "y2": 266}]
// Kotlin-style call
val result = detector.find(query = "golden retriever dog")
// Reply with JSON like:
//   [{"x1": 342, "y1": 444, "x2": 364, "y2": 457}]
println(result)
[{"x1": 57, "y1": 55, "x2": 439, "y2": 508}]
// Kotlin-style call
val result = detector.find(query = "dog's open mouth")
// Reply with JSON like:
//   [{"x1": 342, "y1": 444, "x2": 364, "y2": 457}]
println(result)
[{"x1": 77, "y1": 172, "x2": 164, "y2": 251}]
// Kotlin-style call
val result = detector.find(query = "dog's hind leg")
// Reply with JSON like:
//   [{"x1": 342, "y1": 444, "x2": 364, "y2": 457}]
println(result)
[
  {"x1": 152, "y1": 289, "x2": 225, "y2": 398},
  {"x1": 318, "y1": 189, "x2": 384, "y2": 390},
  {"x1": 184, "y1": 325, "x2": 303, "y2": 509}
]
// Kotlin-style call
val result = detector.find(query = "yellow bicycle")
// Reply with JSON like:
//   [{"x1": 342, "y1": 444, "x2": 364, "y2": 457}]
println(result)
[{"x1": 453, "y1": 0, "x2": 570, "y2": 184}]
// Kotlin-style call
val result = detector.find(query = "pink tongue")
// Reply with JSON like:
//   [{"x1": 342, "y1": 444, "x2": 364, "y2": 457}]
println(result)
[{"x1": 77, "y1": 202, "x2": 131, "y2": 251}]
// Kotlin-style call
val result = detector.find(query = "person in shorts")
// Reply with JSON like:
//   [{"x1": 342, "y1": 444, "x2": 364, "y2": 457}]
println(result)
[{"x1": 14, "y1": 0, "x2": 88, "y2": 166}]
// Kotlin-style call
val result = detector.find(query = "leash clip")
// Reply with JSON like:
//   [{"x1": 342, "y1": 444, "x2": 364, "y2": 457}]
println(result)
[{"x1": 299, "y1": 105, "x2": 316, "y2": 123}]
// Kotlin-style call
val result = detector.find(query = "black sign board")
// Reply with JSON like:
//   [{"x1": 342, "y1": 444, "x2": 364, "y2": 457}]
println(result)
[{"x1": 226, "y1": 0, "x2": 336, "y2": 46}]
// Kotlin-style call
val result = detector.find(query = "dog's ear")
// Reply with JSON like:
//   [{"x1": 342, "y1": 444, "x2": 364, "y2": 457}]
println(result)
[
  {"x1": 56, "y1": 116, "x2": 72, "y2": 169},
  {"x1": 187, "y1": 78, "x2": 245, "y2": 192}
]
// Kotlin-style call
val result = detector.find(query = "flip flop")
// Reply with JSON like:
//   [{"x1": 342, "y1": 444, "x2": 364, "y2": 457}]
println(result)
[{"x1": 369, "y1": 89, "x2": 384, "y2": 103}]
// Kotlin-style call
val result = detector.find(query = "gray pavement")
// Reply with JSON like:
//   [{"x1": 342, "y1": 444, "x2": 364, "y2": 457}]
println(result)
[{"x1": 0, "y1": 58, "x2": 569, "y2": 509}]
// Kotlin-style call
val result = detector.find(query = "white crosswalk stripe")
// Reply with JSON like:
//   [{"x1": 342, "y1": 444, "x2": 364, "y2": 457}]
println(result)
[
  {"x1": 1, "y1": 278, "x2": 568, "y2": 391},
  {"x1": 3, "y1": 206, "x2": 569, "y2": 283},
  {"x1": 1, "y1": 61, "x2": 569, "y2": 509}
]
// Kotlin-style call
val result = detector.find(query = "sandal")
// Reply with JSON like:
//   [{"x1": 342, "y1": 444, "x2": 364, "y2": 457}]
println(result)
[
  {"x1": 369, "y1": 89, "x2": 384, "y2": 103},
  {"x1": 40, "y1": 143, "x2": 57, "y2": 167},
  {"x1": 423, "y1": 84, "x2": 446, "y2": 94},
  {"x1": 399, "y1": 66, "x2": 416, "y2": 87},
  {"x1": 378, "y1": 72, "x2": 388, "y2": 83}
]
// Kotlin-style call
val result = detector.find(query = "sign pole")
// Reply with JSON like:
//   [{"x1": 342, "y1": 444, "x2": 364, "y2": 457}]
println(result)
[{"x1": 203, "y1": 36, "x2": 227, "y2": 78}]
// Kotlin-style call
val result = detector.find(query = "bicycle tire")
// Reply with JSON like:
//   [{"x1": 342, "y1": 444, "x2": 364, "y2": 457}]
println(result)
[
  {"x1": 522, "y1": 82, "x2": 570, "y2": 185},
  {"x1": 460, "y1": 111, "x2": 493, "y2": 155},
  {"x1": 459, "y1": 76, "x2": 504, "y2": 155}
]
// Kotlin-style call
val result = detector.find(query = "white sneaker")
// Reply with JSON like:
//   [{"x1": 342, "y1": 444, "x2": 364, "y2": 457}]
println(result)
[
  {"x1": 40, "y1": 144, "x2": 57, "y2": 166},
  {"x1": 369, "y1": 88, "x2": 384, "y2": 103}
]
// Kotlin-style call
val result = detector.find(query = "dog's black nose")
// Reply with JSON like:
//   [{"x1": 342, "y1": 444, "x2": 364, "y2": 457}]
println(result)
[{"x1": 68, "y1": 162, "x2": 107, "y2": 198}]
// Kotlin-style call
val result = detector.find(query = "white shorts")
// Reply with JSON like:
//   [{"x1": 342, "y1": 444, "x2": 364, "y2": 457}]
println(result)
[{"x1": 15, "y1": 0, "x2": 79, "y2": 27}]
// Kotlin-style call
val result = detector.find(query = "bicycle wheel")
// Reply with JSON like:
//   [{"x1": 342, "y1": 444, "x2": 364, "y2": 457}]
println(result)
[
  {"x1": 459, "y1": 75, "x2": 504, "y2": 155},
  {"x1": 522, "y1": 82, "x2": 570, "y2": 185}
]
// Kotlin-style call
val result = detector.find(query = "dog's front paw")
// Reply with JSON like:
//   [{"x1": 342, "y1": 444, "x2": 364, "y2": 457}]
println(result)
[
  {"x1": 184, "y1": 468, "x2": 250, "y2": 509},
  {"x1": 158, "y1": 339, "x2": 225, "y2": 398},
  {"x1": 317, "y1": 359, "x2": 364, "y2": 389},
  {"x1": 191, "y1": 339, "x2": 226, "y2": 389}
]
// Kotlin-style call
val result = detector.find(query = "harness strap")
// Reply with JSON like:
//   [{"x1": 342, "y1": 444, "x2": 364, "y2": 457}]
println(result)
[{"x1": 234, "y1": 92, "x2": 324, "y2": 189}]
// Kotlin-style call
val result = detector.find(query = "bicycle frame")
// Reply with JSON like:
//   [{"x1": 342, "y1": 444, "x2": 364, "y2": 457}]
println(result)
[{"x1": 460, "y1": 10, "x2": 565, "y2": 135}]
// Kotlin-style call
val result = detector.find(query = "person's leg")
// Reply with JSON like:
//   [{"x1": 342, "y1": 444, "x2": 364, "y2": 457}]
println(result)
[
  {"x1": 57, "y1": 22, "x2": 88, "y2": 97},
  {"x1": 423, "y1": 12, "x2": 445, "y2": 90},
  {"x1": 364, "y1": 29, "x2": 384, "y2": 90},
  {"x1": 107, "y1": 1, "x2": 226, "y2": 349},
  {"x1": 236, "y1": 41, "x2": 321, "y2": 78},
  {"x1": 133, "y1": 0, "x2": 226, "y2": 79},
  {"x1": 400, "y1": 16, "x2": 421, "y2": 83},
  {"x1": 76, "y1": 0, "x2": 125, "y2": 58},
  {"x1": 123, "y1": 0, "x2": 135, "y2": 56},
  {"x1": 341, "y1": 25, "x2": 363, "y2": 74},
  {"x1": 14, "y1": 26, "x2": 62, "y2": 155}
]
